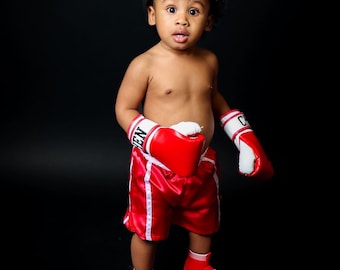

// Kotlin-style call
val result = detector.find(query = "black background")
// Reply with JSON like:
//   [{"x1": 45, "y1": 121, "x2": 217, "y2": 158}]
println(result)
[{"x1": 2, "y1": 0, "x2": 309, "y2": 269}]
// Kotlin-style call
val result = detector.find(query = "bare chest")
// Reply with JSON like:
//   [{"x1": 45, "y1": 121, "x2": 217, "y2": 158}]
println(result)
[{"x1": 147, "y1": 60, "x2": 214, "y2": 97}]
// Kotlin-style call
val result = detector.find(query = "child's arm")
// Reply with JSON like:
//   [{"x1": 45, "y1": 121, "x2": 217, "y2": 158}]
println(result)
[
  {"x1": 115, "y1": 55, "x2": 151, "y2": 132},
  {"x1": 212, "y1": 90, "x2": 274, "y2": 180}
]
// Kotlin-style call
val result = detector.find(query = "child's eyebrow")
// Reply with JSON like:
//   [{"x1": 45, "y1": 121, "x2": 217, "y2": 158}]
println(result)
[{"x1": 161, "y1": 0, "x2": 207, "y2": 6}]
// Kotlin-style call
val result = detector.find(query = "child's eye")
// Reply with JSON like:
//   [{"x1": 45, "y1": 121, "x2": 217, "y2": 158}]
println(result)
[
  {"x1": 167, "y1": 7, "x2": 176, "y2": 13},
  {"x1": 188, "y1": 8, "x2": 199, "y2": 16}
]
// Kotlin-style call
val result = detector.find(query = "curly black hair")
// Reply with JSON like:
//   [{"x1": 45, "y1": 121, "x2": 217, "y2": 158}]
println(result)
[{"x1": 142, "y1": 0, "x2": 225, "y2": 25}]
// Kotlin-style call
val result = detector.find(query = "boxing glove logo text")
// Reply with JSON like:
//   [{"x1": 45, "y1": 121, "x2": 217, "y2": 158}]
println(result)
[
  {"x1": 237, "y1": 115, "x2": 249, "y2": 127},
  {"x1": 132, "y1": 126, "x2": 146, "y2": 149}
]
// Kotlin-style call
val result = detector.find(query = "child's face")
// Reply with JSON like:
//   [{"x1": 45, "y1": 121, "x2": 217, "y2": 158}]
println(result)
[{"x1": 147, "y1": 0, "x2": 213, "y2": 50}]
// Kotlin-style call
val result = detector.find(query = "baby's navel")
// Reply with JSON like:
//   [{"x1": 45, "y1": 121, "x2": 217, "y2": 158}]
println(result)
[{"x1": 165, "y1": 89, "x2": 172, "y2": 94}]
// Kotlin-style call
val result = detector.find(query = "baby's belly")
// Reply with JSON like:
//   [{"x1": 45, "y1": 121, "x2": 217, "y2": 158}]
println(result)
[{"x1": 199, "y1": 125, "x2": 214, "y2": 152}]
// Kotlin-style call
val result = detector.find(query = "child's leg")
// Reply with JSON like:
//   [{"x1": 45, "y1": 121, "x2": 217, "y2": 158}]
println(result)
[{"x1": 131, "y1": 233, "x2": 158, "y2": 270}]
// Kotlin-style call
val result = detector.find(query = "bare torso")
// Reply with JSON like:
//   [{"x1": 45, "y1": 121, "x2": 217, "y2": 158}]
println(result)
[{"x1": 141, "y1": 43, "x2": 217, "y2": 150}]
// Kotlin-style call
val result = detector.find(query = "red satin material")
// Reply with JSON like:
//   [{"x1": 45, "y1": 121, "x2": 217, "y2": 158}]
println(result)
[{"x1": 123, "y1": 147, "x2": 220, "y2": 241}]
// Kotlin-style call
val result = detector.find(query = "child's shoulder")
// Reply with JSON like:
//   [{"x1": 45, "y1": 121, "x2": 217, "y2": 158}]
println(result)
[
  {"x1": 195, "y1": 46, "x2": 218, "y2": 63},
  {"x1": 128, "y1": 49, "x2": 154, "y2": 69},
  {"x1": 199, "y1": 46, "x2": 216, "y2": 54},
  {"x1": 131, "y1": 44, "x2": 160, "y2": 61}
]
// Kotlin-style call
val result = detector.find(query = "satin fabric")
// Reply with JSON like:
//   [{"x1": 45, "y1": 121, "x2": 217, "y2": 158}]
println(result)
[{"x1": 123, "y1": 147, "x2": 221, "y2": 241}]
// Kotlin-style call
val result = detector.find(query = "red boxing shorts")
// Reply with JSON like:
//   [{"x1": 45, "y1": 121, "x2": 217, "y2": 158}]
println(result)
[{"x1": 123, "y1": 147, "x2": 221, "y2": 241}]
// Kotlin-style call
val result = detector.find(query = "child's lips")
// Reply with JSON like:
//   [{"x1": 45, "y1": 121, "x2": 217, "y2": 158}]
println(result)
[{"x1": 172, "y1": 32, "x2": 189, "y2": 43}]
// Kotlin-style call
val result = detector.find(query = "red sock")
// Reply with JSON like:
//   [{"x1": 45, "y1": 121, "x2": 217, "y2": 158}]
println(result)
[{"x1": 183, "y1": 250, "x2": 215, "y2": 270}]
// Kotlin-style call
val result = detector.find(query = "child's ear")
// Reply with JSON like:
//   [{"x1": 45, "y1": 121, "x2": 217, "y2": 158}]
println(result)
[
  {"x1": 204, "y1": 15, "x2": 214, "y2": 32},
  {"x1": 147, "y1": 6, "x2": 156, "y2": 26}
]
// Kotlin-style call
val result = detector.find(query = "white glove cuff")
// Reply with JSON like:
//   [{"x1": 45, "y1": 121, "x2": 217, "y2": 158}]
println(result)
[
  {"x1": 220, "y1": 110, "x2": 251, "y2": 142},
  {"x1": 128, "y1": 114, "x2": 159, "y2": 150}
]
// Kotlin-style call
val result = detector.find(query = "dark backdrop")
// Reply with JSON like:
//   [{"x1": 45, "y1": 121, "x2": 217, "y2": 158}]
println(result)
[{"x1": 2, "y1": 0, "x2": 305, "y2": 269}]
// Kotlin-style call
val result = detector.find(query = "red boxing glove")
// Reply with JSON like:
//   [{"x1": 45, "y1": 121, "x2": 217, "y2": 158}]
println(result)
[
  {"x1": 220, "y1": 109, "x2": 274, "y2": 180},
  {"x1": 127, "y1": 114, "x2": 205, "y2": 177}
]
